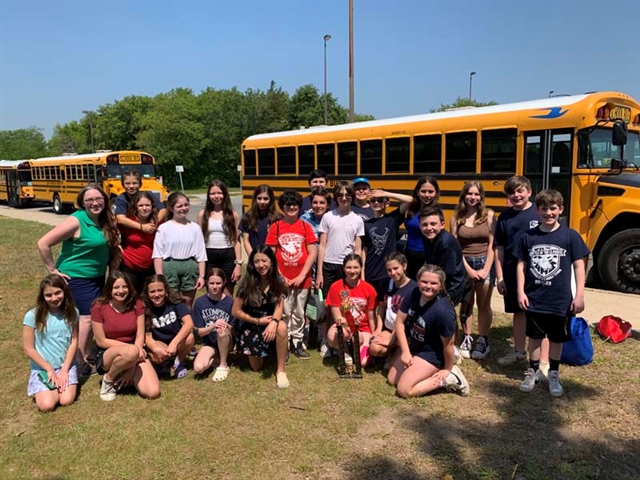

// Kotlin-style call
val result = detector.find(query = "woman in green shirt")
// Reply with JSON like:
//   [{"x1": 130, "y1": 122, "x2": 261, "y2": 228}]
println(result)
[{"x1": 38, "y1": 185, "x2": 120, "y2": 375}]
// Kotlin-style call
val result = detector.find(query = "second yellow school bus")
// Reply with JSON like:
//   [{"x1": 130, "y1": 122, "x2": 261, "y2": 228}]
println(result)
[
  {"x1": 28, "y1": 150, "x2": 169, "y2": 214},
  {"x1": 0, "y1": 159, "x2": 34, "y2": 206},
  {"x1": 241, "y1": 91, "x2": 640, "y2": 294}
]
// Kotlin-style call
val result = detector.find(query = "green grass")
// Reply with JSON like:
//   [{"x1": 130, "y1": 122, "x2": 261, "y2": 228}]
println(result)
[{"x1": 1, "y1": 216, "x2": 639, "y2": 479}]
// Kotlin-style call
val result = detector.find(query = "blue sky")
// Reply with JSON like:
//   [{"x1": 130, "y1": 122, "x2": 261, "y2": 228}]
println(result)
[{"x1": 1, "y1": 0, "x2": 639, "y2": 138}]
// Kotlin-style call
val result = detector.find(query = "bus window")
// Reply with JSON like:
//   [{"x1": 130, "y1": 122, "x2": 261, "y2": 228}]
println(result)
[
  {"x1": 244, "y1": 149, "x2": 257, "y2": 176},
  {"x1": 413, "y1": 134, "x2": 441, "y2": 174},
  {"x1": 277, "y1": 146, "x2": 296, "y2": 174},
  {"x1": 360, "y1": 139, "x2": 382, "y2": 175},
  {"x1": 481, "y1": 129, "x2": 517, "y2": 173},
  {"x1": 385, "y1": 137, "x2": 410, "y2": 173},
  {"x1": 317, "y1": 143, "x2": 335, "y2": 175},
  {"x1": 258, "y1": 148, "x2": 275, "y2": 175},
  {"x1": 445, "y1": 132, "x2": 477, "y2": 173},
  {"x1": 298, "y1": 145, "x2": 315, "y2": 173},
  {"x1": 551, "y1": 133, "x2": 571, "y2": 173},
  {"x1": 337, "y1": 142, "x2": 357, "y2": 175}
]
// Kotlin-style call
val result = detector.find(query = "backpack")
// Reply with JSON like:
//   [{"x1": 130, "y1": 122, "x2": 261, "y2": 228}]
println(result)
[
  {"x1": 596, "y1": 315, "x2": 632, "y2": 343},
  {"x1": 560, "y1": 317, "x2": 593, "y2": 366},
  {"x1": 305, "y1": 285, "x2": 326, "y2": 323}
]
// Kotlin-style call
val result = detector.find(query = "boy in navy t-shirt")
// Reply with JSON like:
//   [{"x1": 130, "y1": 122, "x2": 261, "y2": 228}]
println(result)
[
  {"x1": 514, "y1": 189, "x2": 589, "y2": 397},
  {"x1": 419, "y1": 206, "x2": 468, "y2": 305},
  {"x1": 494, "y1": 176, "x2": 544, "y2": 367}
]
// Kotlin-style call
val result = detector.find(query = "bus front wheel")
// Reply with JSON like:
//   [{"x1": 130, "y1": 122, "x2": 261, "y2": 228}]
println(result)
[
  {"x1": 597, "y1": 228, "x2": 640, "y2": 294},
  {"x1": 53, "y1": 194, "x2": 64, "y2": 215}
]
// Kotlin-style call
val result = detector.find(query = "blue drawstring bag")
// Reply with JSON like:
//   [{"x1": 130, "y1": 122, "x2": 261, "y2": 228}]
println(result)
[{"x1": 560, "y1": 317, "x2": 593, "y2": 366}]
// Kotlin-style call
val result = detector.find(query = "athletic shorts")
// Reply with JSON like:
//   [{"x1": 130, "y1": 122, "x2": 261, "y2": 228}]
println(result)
[
  {"x1": 525, "y1": 311, "x2": 572, "y2": 343},
  {"x1": 368, "y1": 277, "x2": 389, "y2": 302},
  {"x1": 163, "y1": 257, "x2": 199, "y2": 292},
  {"x1": 67, "y1": 276, "x2": 105, "y2": 315},
  {"x1": 321, "y1": 263, "x2": 344, "y2": 298},
  {"x1": 206, "y1": 247, "x2": 237, "y2": 294}
]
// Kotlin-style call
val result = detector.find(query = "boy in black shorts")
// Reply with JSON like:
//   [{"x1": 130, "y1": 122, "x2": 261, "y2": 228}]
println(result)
[{"x1": 514, "y1": 189, "x2": 589, "y2": 397}]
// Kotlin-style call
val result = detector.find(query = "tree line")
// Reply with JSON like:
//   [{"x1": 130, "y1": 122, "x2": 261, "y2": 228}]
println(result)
[{"x1": 1, "y1": 85, "x2": 496, "y2": 189}]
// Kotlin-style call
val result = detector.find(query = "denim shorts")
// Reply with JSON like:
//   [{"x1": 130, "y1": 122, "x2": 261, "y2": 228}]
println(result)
[{"x1": 465, "y1": 255, "x2": 496, "y2": 286}]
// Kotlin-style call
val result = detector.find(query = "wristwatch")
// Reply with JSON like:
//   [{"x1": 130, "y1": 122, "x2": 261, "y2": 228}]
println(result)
[{"x1": 234, "y1": 259, "x2": 243, "y2": 265}]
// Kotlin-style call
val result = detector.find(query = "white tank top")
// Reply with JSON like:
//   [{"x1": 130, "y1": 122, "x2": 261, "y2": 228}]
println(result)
[{"x1": 205, "y1": 218, "x2": 232, "y2": 249}]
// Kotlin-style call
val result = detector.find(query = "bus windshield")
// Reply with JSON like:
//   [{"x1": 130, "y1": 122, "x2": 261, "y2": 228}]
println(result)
[
  {"x1": 106, "y1": 164, "x2": 157, "y2": 179},
  {"x1": 579, "y1": 127, "x2": 640, "y2": 168}
]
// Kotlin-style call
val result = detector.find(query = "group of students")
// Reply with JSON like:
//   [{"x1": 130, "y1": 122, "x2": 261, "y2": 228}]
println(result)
[{"x1": 23, "y1": 169, "x2": 589, "y2": 411}]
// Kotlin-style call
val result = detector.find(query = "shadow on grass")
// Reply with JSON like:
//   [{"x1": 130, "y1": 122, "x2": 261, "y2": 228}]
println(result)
[{"x1": 342, "y1": 378, "x2": 639, "y2": 480}]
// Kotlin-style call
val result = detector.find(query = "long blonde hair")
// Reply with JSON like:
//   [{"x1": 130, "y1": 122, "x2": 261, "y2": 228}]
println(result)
[{"x1": 454, "y1": 181, "x2": 489, "y2": 227}]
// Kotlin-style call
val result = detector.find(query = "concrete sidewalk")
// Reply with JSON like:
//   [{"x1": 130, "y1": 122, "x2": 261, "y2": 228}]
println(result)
[{"x1": 3, "y1": 203, "x2": 639, "y2": 329}]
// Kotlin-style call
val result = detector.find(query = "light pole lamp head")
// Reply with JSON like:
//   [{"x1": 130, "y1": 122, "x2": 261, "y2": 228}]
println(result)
[
  {"x1": 470, "y1": 71, "x2": 476, "y2": 78},
  {"x1": 549, "y1": 90, "x2": 555, "y2": 97},
  {"x1": 324, "y1": 34, "x2": 331, "y2": 42}
]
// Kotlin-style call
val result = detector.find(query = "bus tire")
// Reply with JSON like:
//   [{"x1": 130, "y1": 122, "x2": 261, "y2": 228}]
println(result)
[
  {"x1": 597, "y1": 229, "x2": 640, "y2": 294},
  {"x1": 52, "y1": 194, "x2": 64, "y2": 215}
]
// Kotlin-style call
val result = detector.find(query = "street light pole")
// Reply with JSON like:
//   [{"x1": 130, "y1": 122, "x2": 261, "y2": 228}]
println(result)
[
  {"x1": 323, "y1": 34, "x2": 331, "y2": 125},
  {"x1": 348, "y1": 0, "x2": 354, "y2": 123},
  {"x1": 82, "y1": 110, "x2": 95, "y2": 153},
  {"x1": 468, "y1": 71, "x2": 476, "y2": 104}
]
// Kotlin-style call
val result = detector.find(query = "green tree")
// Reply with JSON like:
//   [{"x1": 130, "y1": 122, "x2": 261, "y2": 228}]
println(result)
[
  {"x1": 288, "y1": 84, "x2": 347, "y2": 129},
  {"x1": 430, "y1": 96, "x2": 498, "y2": 112},
  {"x1": 94, "y1": 95, "x2": 153, "y2": 151},
  {"x1": 137, "y1": 88, "x2": 205, "y2": 189},
  {"x1": 47, "y1": 121, "x2": 91, "y2": 155},
  {"x1": 0, "y1": 127, "x2": 49, "y2": 159}
]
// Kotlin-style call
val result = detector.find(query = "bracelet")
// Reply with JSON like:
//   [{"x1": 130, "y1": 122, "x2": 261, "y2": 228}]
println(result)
[
  {"x1": 497, "y1": 278, "x2": 504, "y2": 283},
  {"x1": 271, "y1": 318, "x2": 279, "y2": 325}
]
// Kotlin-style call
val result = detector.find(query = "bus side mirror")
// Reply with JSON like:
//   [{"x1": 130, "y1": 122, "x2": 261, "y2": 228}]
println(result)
[{"x1": 612, "y1": 120, "x2": 628, "y2": 146}]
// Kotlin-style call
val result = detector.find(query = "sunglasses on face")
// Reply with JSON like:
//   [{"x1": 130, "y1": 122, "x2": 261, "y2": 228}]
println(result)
[
  {"x1": 337, "y1": 194, "x2": 352, "y2": 199},
  {"x1": 370, "y1": 198, "x2": 387, "y2": 204},
  {"x1": 284, "y1": 203, "x2": 299, "y2": 209}
]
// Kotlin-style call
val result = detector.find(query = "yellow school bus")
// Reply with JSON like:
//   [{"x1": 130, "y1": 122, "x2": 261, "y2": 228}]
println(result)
[
  {"x1": 28, "y1": 150, "x2": 169, "y2": 214},
  {"x1": 241, "y1": 91, "x2": 640, "y2": 293},
  {"x1": 0, "y1": 159, "x2": 35, "y2": 207}
]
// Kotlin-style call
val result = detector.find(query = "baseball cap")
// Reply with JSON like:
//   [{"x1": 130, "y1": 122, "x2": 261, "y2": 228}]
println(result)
[{"x1": 352, "y1": 177, "x2": 370, "y2": 187}]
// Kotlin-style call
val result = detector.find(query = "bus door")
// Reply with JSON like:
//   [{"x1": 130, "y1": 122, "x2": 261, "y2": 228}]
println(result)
[
  {"x1": 5, "y1": 169, "x2": 20, "y2": 206},
  {"x1": 523, "y1": 129, "x2": 573, "y2": 224}
]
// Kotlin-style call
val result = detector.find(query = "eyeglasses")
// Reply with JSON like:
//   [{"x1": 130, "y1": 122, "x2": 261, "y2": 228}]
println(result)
[
  {"x1": 84, "y1": 197, "x2": 104, "y2": 205},
  {"x1": 370, "y1": 198, "x2": 387, "y2": 204},
  {"x1": 284, "y1": 203, "x2": 299, "y2": 209},
  {"x1": 336, "y1": 194, "x2": 352, "y2": 199}
]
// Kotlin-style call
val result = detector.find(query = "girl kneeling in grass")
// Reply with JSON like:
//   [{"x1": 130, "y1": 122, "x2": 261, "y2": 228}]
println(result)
[
  {"x1": 23, "y1": 274, "x2": 79, "y2": 412},
  {"x1": 232, "y1": 245, "x2": 290, "y2": 389},
  {"x1": 326, "y1": 254, "x2": 377, "y2": 367},
  {"x1": 142, "y1": 275, "x2": 195, "y2": 379},
  {"x1": 192, "y1": 268, "x2": 237, "y2": 382},
  {"x1": 91, "y1": 272, "x2": 160, "y2": 402},
  {"x1": 388, "y1": 264, "x2": 470, "y2": 398}
]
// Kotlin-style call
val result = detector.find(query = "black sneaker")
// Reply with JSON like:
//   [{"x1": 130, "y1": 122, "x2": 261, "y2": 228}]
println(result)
[{"x1": 294, "y1": 341, "x2": 311, "y2": 360}]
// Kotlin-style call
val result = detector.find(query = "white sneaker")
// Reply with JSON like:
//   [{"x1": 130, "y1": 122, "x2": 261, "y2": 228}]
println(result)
[
  {"x1": 445, "y1": 365, "x2": 470, "y2": 396},
  {"x1": 548, "y1": 370, "x2": 564, "y2": 397},
  {"x1": 498, "y1": 350, "x2": 527, "y2": 366},
  {"x1": 100, "y1": 376, "x2": 118, "y2": 402},
  {"x1": 519, "y1": 368, "x2": 542, "y2": 393},
  {"x1": 319, "y1": 340, "x2": 332, "y2": 358},
  {"x1": 459, "y1": 335, "x2": 473, "y2": 359}
]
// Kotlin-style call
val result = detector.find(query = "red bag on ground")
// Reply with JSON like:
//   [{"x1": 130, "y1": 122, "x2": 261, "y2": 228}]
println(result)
[{"x1": 596, "y1": 315, "x2": 632, "y2": 343}]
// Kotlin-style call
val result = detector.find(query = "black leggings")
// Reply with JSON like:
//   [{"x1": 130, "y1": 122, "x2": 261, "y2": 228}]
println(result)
[{"x1": 206, "y1": 247, "x2": 237, "y2": 293}]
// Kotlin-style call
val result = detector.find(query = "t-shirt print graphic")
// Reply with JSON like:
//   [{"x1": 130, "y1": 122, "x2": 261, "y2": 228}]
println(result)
[
  {"x1": 369, "y1": 226, "x2": 390, "y2": 255},
  {"x1": 278, "y1": 233, "x2": 304, "y2": 265},
  {"x1": 529, "y1": 244, "x2": 566, "y2": 285}
]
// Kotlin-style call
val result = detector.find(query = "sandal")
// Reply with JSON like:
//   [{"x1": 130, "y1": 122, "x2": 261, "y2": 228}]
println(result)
[
  {"x1": 212, "y1": 366, "x2": 230, "y2": 382},
  {"x1": 174, "y1": 362, "x2": 188, "y2": 379},
  {"x1": 276, "y1": 371, "x2": 290, "y2": 389}
]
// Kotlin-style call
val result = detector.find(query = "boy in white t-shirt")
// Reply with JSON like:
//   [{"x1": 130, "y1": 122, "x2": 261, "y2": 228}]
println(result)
[{"x1": 316, "y1": 181, "x2": 365, "y2": 357}]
